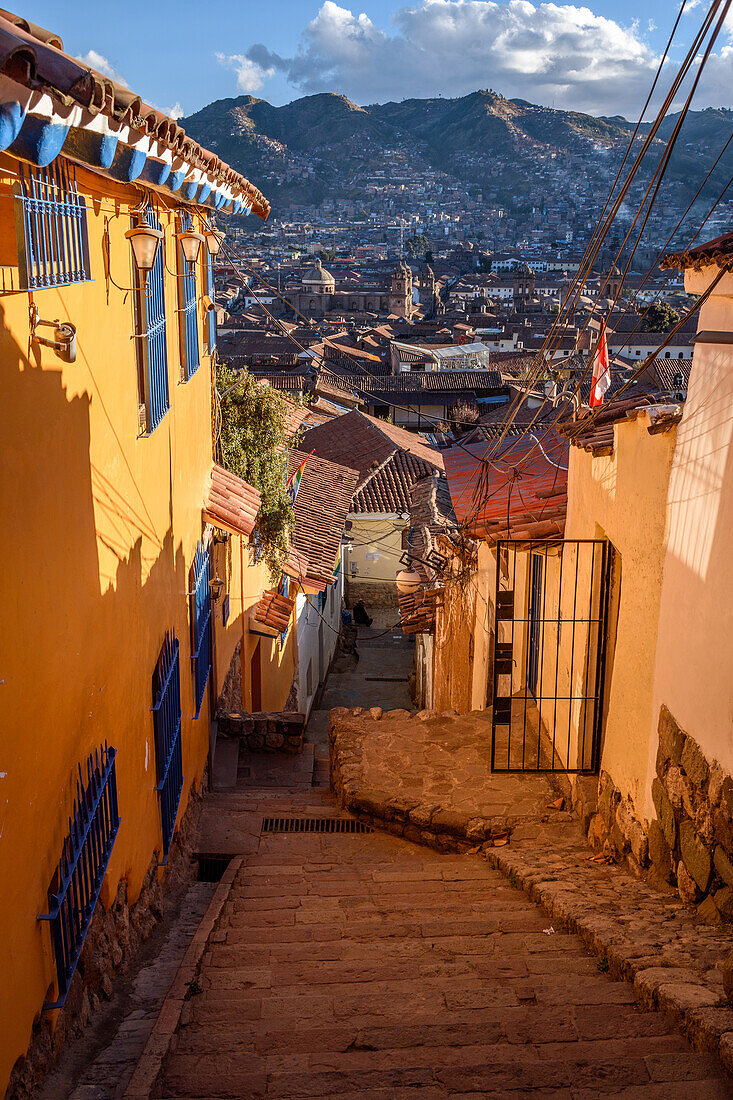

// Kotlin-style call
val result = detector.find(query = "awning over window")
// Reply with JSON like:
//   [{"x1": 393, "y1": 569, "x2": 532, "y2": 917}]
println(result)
[{"x1": 204, "y1": 464, "x2": 261, "y2": 538}]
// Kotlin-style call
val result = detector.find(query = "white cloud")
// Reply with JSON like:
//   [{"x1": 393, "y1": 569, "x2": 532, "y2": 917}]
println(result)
[
  {"x1": 216, "y1": 51, "x2": 274, "y2": 93},
  {"x1": 75, "y1": 49, "x2": 128, "y2": 87},
  {"x1": 223, "y1": 0, "x2": 733, "y2": 115},
  {"x1": 164, "y1": 102, "x2": 185, "y2": 120}
]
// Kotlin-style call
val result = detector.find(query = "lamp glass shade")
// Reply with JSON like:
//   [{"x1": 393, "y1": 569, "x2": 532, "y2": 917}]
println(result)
[
  {"x1": 205, "y1": 229, "x2": 223, "y2": 256},
  {"x1": 396, "y1": 567, "x2": 422, "y2": 595},
  {"x1": 209, "y1": 576, "x2": 225, "y2": 600},
  {"x1": 178, "y1": 230, "x2": 204, "y2": 265},
  {"x1": 125, "y1": 224, "x2": 163, "y2": 273}
]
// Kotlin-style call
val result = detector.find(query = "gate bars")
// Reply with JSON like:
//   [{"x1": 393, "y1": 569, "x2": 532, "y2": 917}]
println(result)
[{"x1": 490, "y1": 539, "x2": 612, "y2": 774}]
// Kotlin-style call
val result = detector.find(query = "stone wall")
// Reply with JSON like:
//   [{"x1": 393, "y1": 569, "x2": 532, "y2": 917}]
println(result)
[
  {"x1": 217, "y1": 711, "x2": 305, "y2": 754},
  {"x1": 6, "y1": 782, "x2": 201, "y2": 1099},
  {"x1": 217, "y1": 639, "x2": 242, "y2": 713},
  {"x1": 584, "y1": 705, "x2": 733, "y2": 923},
  {"x1": 345, "y1": 580, "x2": 398, "y2": 610}
]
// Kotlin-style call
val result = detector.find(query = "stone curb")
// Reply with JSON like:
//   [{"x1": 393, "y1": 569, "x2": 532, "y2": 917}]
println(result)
[
  {"x1": 122, "y1": 856, "x2": 243, "y2": 1099},
  {"x1": 483, "y1": 844, "x2": 733, "y2": 1076}
]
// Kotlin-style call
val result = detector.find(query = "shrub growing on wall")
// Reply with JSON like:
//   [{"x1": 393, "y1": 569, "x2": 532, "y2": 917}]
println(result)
[{"x1": 214, "y1": 362, "x2": 296, "y2": 577}]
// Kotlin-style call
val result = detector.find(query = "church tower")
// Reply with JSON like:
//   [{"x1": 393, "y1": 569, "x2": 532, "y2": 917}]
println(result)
[{"x1": 389, "y1": 261, "x2": 413, "y2": 318}]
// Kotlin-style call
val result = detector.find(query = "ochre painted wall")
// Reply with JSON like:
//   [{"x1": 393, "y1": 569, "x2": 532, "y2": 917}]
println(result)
[
  {"x1": 0, "y1": 156, "x2": 238, "y2": 1090},
  {"x1": 651, "y1": 271, "x2": 733, "y2": 788},
  {"x1": 565, "y1": 413, "x2": 676, "y2": 813},
  {"x1": 346, "y1": 513, "x2": 406, "y2": 588},
  {"x1": 431, "y1": 541, "x2": 495, "y2": 713}
]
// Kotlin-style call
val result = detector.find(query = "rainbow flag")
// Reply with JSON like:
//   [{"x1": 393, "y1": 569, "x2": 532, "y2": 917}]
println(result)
[{"x1": 286, "y1": 451, "x2": 313, "y2": 504}]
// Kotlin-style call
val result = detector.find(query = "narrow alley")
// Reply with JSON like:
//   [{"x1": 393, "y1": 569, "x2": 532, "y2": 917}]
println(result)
[{"x1": 144, "y1": 619, "x2": 728, "y2": 1098}]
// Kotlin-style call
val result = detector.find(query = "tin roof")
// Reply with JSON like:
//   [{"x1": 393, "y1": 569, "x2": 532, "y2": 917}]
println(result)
[
  {"x1": 204, "y1": 465, "x2": 261, "y2": 538},
  {"x1": 0, "y1": 9, "x2": 269, "y2": 217},
  {"x1": 443, "y1": 433, "x2": 568, "y2": 542}
]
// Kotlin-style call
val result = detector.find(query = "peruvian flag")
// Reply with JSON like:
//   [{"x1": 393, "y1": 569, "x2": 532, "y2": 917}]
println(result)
[{"x1": 590, "y1": 321, "x2": 611, "y2": 408}]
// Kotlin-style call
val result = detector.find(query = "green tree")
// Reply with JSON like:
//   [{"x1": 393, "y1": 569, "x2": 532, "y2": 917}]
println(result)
[
  {"x1": 214, "y1": 362, "x2": 296, "y2": 577},
  {"x1": 640, "y1": 301, "x2": 680, "y2": 332},
  {"x1": 405, "y1": 233, "x2": 429, "y2": 258}
]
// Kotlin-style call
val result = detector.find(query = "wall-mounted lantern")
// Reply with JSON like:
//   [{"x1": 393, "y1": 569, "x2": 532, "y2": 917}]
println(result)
[
  {"x1": 177, "y1": 229, "x2": 205, "y2": 266},
  {"x1": 125, "y1": 222, "x2": 163, "y2": 279},
  {"x1": 205, "y1": 229, "x2": 224, "y2": 257},
  {"x1": 209, "y1": 576, "x2": 225, "y2": 601}
]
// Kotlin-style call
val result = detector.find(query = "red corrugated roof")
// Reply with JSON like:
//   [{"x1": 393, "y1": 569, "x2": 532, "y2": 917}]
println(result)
[
  {"x1": 204, "y1": 465, "x2": 261, "y2": 538},
  {"x1": 443, "y1": 432, "x2": 568, "y2": 541}
]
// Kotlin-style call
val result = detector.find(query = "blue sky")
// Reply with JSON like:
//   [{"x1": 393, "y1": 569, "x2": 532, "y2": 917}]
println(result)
[{"x1": 28, "y1": 1, "x2": 733, "y2": 118}]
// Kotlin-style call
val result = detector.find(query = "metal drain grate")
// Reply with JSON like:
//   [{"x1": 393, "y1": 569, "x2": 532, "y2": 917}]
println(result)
[{"x1": 261, "y1": 817, "x2": 373, "y2": 834}]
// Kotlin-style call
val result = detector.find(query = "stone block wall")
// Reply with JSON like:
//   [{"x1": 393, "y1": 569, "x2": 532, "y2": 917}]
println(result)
[
  {"x1": 217, "y1": 710, "x2": 305, "y2": 754},
  {"x1": 345, "y1": 580, "x2": 398, "y2": 610},
  {"x1": 585, "y1": 705, "x2": 733, "y2": 922}
]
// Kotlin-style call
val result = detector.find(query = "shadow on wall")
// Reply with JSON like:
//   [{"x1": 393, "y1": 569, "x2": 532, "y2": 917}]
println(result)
[{"x1": 0, "y1": 301, "x2": 200, "y2": 1093}]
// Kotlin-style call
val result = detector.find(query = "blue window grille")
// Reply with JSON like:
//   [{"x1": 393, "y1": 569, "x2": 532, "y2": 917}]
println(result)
[
  {"x1": 190, "y1": 542, "x2": 212, "y2": 717},
  {"x1": 14, "y1": 160, "x2": 91, "y2": 290},
  {"x1": 204, "y1": 247, "x2": 217, "y2": 356},
  {"x1": 38, "y1": 744, "x2": 121, "y2": 1009},
  {"x1": 178, "y1": 210, "x2": 200, "y2": 380},
  {"x1": 152, "y1": 632, "x2": 184, "y2": 859},
  {"x1": 133, "y1": 210, "x2": 169, "y2": 433},
  {"x1": 280, "y1": 574, "x2": 290, "y2": 647}
]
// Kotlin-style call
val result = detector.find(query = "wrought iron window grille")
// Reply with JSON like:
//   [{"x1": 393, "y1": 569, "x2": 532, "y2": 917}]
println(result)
[
  {"x1": 38, "y1": 744, "x2": 121, "y2": 1009},
  {"x1": 177, "y1": 210, "x2": 200, "y2": 382},
  {"x1": 133, "y1": 210, "x2": 169, "y2": 434},
  {"x1": 152, "y1": 632, "x2": 184, "y2": 860},
  {"x1": 190, "y1": 542, "x2": 213, "y2": 717},
  {"x1": 14, "y1": 161, "x2": 91, "y2": 290}
]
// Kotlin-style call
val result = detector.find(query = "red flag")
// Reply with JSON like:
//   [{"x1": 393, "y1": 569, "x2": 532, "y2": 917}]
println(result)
[{"x1": 590, "y1": 322, "x2": 610, "y2": 408}]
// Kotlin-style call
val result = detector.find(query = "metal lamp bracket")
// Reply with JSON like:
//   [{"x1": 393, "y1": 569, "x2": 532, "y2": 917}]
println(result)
[{"x1": 30, "y1": 304, "x2": 77, "y2": 363}]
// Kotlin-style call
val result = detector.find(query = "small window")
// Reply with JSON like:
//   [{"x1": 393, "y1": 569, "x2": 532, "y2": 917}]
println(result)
[
  {"x1": 152, "y1": 632, "x2": 184, "y2": 859},
  {"x1": 14, "y1": 161, "x2": 91, "y2": 289},
  {"x1": 133, "y1": 210, "x2": 169, "y2": 434},
  {"x1": 190, "y1": 541, "x2": 212, "y2": 717},
  {"x1": 177, "y1": 210, "x2": 200, "y2": 381}
]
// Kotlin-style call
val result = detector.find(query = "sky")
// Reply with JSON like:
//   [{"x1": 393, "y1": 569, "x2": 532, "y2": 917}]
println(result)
[{"x1": 27, "y1": 1, "x2": 733, "y2": 119}]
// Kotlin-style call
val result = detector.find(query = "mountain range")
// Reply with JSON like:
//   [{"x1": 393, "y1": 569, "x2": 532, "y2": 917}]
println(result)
[{"x1": 181, "y1": 90, "x2": 733, "y2": 215}]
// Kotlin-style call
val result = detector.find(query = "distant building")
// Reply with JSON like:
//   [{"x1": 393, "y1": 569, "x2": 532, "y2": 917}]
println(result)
[{"x1": 283, "y1": 258, "x2": 414, "y2": 319}]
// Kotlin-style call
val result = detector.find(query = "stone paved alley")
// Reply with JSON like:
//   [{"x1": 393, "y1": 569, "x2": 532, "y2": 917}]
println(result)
[
  {"x1": 149, "y1": 621, "x2": 729, "y2": 1098},
  {"x1": 48, "y1": 622, "x2": 733, "y2": 1098}
]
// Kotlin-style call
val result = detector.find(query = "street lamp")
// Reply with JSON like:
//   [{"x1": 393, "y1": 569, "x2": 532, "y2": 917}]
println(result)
[{"x1": 395, "y1": 566, "x2": 422, "y2": 595}]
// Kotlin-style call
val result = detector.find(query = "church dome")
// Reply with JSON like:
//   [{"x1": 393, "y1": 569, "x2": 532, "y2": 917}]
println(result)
[{"x1": 302, "y1": 258, "x2": 335, "y2": 287}]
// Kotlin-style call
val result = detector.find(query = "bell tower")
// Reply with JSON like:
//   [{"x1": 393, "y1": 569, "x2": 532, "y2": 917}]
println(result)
[{"x1": 389, "y1": 261, "x2": 413, "y2": 318}]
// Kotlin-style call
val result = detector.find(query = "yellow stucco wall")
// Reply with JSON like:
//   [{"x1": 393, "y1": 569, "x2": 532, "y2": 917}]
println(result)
[
  {"x1": 0, "y1": 155, "x2": 248, "y2": 1089},
  {"x1": 651, "y1": 273, "x2": 733, "y2": 785},
  {"x1": 565, "y1": 414, "x2": 676, "y2": 812},
  {"x1": 346, "y1": 513, "x2": 406, "y2": 587},
  {"x1": 432, "y1": 541, "x2": 495, "y2": 713}
]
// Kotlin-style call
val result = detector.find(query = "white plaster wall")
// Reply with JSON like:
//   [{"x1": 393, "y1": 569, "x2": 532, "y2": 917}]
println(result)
[{"x1": 295, "y1": 563, "x2": 344, "y2": 716}]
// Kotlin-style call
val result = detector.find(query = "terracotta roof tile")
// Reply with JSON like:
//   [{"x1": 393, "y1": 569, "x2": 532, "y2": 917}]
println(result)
[
  {"x1": 252, "y1": 588, "x2": 294, "y2": 633},
  {"x1": 204, "y1": 464, "x2": 261, "y2": 538},
  {"x1": 288, "y1": 450, "x2": 359, "y2": 589},
  {"x1": 301, "y1": 409, "x2": 443, "y2": 485},
  {"x1": 661, "y1": 232, "x2": 733, "y2": 272},
  {"x1": 0, "y1": 11, "x2": 269, "y2": 217}
]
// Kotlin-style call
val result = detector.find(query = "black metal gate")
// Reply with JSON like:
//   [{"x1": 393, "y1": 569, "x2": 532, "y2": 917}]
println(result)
[{"x1": 490, "y1": 539, "x2": 612, "y2": 773}]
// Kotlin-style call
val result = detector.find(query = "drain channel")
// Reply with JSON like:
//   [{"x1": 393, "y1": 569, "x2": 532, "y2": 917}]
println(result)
[{"x1": 262, "y1": 817, "x2": 373, "y2": 834}]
